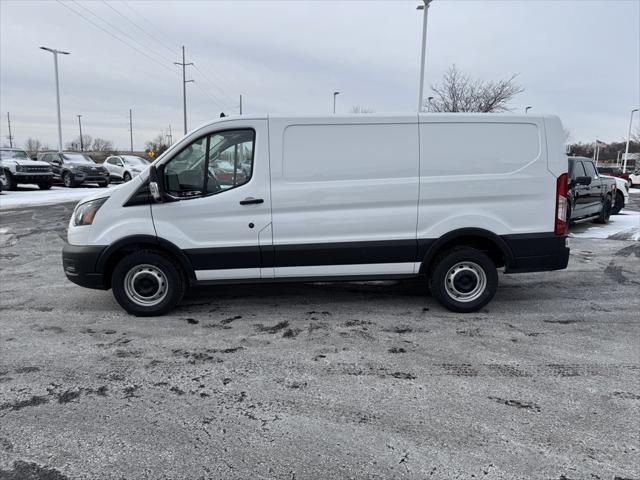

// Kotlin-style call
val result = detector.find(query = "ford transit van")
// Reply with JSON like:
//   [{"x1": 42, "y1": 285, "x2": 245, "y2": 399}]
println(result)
[{"x1": 62, "y1": 114, "x2": 570, "y2": 315}]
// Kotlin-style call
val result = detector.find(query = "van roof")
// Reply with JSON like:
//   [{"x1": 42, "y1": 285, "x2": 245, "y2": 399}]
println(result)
[{"x1": 201, "y1": 112, "x2": 549, "y2": 124}]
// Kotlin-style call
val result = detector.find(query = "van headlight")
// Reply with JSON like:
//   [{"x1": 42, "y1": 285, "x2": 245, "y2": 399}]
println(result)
[{"x1": 73, "y1": 197, "x2": 108, "y2": 226}]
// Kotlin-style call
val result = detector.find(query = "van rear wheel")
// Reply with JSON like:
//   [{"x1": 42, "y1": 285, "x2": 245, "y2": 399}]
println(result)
[
  {"x1": 428, "y1": 247, "x2": 498, "y2": 313},
  {"x1": 111, "y1": 250, "x2": 185, "y2": 316}
]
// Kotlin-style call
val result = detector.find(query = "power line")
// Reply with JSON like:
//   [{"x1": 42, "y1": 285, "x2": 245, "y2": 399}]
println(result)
[
  {"x1": 71, "y1": 0, "x2": 175, "y2": 66},
  {"x1": 55, "y1": 0, "x2": 180, "y2": 78},
  {"x1": 114, "y1": 0, "x2": 236, "y2": 109},
  {"x1": 120, "y1": 1, "x2": 178, "y2": 57},
  {"x1": 193, "y1": 64, "x2": 236, "y2": 109}
]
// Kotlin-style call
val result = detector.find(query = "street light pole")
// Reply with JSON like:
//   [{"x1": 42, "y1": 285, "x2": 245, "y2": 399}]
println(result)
[
  {"x1": 525, "y1": 106, "x2": 532, "y2": 114},
  {"x1": 77, "y1": 115, "x2": 83, "y2": 151},
  {"x1": 129, "y1": 109, "x2": 134, "y2": 152},
  {"x1": 40, "y1": 46, "x2": 70, "y2": 152},
  {"x1": 622, "y1": 108, "x2": 638, "y2": 173},
  {"x1": 417, "y1": 0, "x2": 433, "y2": 112},
  {"x1": 333, "y1": 91, "x2": 340, "y2": 114}
]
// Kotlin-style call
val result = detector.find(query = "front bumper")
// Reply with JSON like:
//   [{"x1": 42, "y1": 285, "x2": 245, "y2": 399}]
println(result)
[
  {"x1": 62, "y1": 243, "x2": 108, "y2": 289},
  {"x1": 72, "y1": 172, "x2": 110, "y2": 183},
  {"x1": 14, "y1": 173, "x2": 53, "y2": 182}
]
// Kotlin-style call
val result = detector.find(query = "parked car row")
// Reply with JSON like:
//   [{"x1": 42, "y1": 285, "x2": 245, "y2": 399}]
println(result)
[{"x1": 0, "y1": 147, "x2": 150, "y2": 191}]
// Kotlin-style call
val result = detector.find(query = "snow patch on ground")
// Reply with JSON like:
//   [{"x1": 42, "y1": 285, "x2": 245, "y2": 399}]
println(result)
[
  {"x1": 0, "y1": 184, "x2": 116, "y2": 210},
  {"x1": 569, "y1": 210, "x2": 640, "y2": 241}
]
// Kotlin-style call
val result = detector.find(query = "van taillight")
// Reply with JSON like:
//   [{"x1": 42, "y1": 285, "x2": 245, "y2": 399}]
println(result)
[{"x1": 555, "y1": 173, "x2": 568, "y2": 236}]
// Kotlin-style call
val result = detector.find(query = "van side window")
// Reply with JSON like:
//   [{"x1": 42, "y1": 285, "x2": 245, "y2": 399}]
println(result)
[
  {"x1": 208, "y1": 131, "x2": 254, "y2": 192},
  {"x1": 164, "y1": 137, "x2": 208, "y2": 197},
  {"x1": 163, "y1": 129, "x2": 255, "y2": 198}
]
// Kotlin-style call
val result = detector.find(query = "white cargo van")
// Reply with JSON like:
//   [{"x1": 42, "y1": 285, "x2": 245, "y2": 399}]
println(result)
[{"x1": 63, "y1": 114, "x2": 570, "y2": 315}]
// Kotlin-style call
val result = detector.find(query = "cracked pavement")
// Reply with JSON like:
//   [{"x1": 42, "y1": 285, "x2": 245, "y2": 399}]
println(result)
[{"x1": 0, "y1": 201, "x2": 639, "y2": 479}]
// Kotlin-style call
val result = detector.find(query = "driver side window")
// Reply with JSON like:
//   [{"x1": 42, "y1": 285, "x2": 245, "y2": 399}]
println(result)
[{"x1": 163, "y1": 129, "x2": 255, "y2": 198}]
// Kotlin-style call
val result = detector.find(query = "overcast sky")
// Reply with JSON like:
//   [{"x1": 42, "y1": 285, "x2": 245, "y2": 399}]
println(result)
[{"x1": 1, "y1": 0, "x2": 639, "y2": 151}]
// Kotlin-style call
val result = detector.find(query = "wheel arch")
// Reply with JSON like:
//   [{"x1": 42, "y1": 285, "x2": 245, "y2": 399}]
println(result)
[
  {"x1": 96, "y1": 235, "x2": 196, "y2": 288},
  {"x1": 419, "y1": 228, "x2": 514, "y2": 274}
]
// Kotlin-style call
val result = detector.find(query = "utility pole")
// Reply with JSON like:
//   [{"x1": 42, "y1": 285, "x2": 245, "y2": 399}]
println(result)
[
  {"x1": 40, "y1": 47, "x2": 70, "y2": 152},
  {"x1": 77, "y1": 115, "x2": 83, "y2": 151},
  {"x1": 6, "y1": 112, "x2": 13, "y2": 148},
  {"x1": 239, "y1": 94, "x2": 243, "y2": 115},
  {"x1": 174, "y1": 46, "x2": 194, "y2": 135},
  {"x1": 417, "y1": 0, "x2": 433, "y2": 112},
  {"x1": 333, "y1": 91, "x2": 340, "y2": 114},
  {"x1": 129, "y1": 109, "x2": 133, "y2": 152},
  {"x1": 168, "y1": 124, "x2": 173, "y2": 145}
]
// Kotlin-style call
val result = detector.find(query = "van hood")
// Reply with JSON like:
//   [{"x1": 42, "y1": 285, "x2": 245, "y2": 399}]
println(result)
[{"x1": 75, "y1": 175, "x2": 141, "y2": 205}]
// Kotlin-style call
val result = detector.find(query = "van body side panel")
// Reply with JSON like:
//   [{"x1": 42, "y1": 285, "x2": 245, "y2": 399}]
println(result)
[
  {"x1": 417, "y1": 116, "x2": 555, "y2": 238},
  {"x1": 543, "y1": 115, "x2": 569, "y2": 177},
  {"x1": 268, "y1": 116, "x2": 420, "y2": 277}
]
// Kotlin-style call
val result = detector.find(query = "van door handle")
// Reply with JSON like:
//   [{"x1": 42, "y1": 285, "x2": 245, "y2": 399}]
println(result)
[{"x1": 239, "y1": 197, "x2": 264, "y2": 205}]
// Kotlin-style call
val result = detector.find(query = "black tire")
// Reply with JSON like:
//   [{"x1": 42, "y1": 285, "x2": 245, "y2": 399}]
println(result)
[
  {"x1": 611, "y1": 191, "x2": 624, "y2": 215},
  {"x1": 123, "y1": 172, "x2": 132, "y2": 182},
  {"x1": 63, "y1": 171, "x2": 76, "y2": 188},
  {"x1": 594, "y1": 195, "x2": 612, "y2": 224},
  {"x1": 111, "y1": 250, "x2": 185, "y2": 316},
  {"x1": 38, "y1": 181, "x2": 52, "y2": 190},
  {"x1": 428, "y1": 247, "x2": 498, "y2": 313},
  {"x1": 98, "y1": 180, "x2": 110, "y2": 188},
  {"x1": 4, "y1": 171, "x2": 17, "y2": 190}
]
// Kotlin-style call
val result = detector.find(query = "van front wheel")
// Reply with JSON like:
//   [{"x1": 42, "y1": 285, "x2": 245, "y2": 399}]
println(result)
[
  {"x1": 111, "y1": 250, "x2": 185, "y2": 316},
  {"x1": 428, "y1": 247, "x2": 498, "y2": 313}
]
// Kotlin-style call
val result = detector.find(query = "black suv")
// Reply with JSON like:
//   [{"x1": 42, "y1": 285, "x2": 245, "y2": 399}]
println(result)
[
  {"x1": 39, "y1": 152, "x2": 110, "y2": 188},
  {"x1": 567, "y1": 157, "x2": 617, "y2": 224}
]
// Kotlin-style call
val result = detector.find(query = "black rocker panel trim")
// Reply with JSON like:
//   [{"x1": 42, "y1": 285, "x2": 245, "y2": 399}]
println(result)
[
  {"x1": 186, "y1": 246, "x2": 261, "y2": 270},
  {"x1": 183, "y1": 232, "x2": 568, "y2": 275},
  {"x1": 184, "y1": 239, "x2": 418, "y2": 271}
]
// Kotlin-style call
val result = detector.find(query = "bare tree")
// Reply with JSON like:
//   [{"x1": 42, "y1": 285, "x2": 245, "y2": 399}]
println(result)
[
  {"x1": 426, "y1": 65, "x2": 524, "y2": 113},
  {"x1": 65, "y1": 134, "x2": 93, "y2": 151},
  {"x1": 145, "y1": 133, "x2": 169, "y2": 157},
  {"x1": 563, "y1": 127, "x2": 572, "y2": 143},
  {"x1": 24, "y1": 138, "x2": 43, "y2": 154},
  {"x1": 350, "y1": 105, "x2": 375, "y2": 114},
  {"x1": 91, "y1": 138, "x2": 114, "y2": 152}
]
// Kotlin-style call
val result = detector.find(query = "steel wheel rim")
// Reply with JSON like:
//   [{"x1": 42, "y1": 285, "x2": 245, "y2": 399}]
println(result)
[
  {"x1": 64, "y1": 173, "x2": 71, "y2": 187},
  {"x1": 444, "y1": 261, "x2": 487, "y2": 303},
  {"x1": 123, "y1": 264, "x2": 168, "y2": 307}
]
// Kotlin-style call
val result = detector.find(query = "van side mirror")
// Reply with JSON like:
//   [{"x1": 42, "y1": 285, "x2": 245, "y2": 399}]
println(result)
[
  {"x1": 149, "y1": 165, "x2": 163, "y2": 203},
  {"x1": 575, "y1": 176, "x2": 591, "y2": 186}
]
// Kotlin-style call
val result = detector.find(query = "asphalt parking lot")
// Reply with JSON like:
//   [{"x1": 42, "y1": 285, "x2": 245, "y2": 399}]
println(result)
[{"x1": 0, "y1": 200, "x2": 639, "y2": 480}]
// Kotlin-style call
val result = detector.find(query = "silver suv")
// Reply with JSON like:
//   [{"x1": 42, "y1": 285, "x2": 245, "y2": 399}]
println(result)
[{"x1": 0, "y1": 148, "x2": 53, "y2": 190}]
